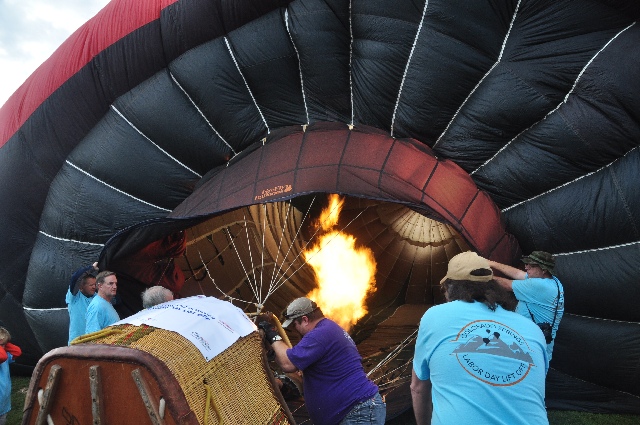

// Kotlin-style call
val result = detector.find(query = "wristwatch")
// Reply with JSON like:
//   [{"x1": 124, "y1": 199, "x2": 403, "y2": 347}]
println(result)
[{"x1": 271, "y1": 335, "x2": 283, "y2": 343}]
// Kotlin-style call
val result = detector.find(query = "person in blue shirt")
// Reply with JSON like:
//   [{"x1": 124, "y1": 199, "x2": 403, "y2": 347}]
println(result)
[
  {"x1": 66, "y1": 263, "x2": 98, "y2": 344},
  {"x1": 85, "y1": 271, "x2": 120, "y2": 334},
  {"x1": 488, "y1": 251, "x2": 564, "y2": 360},
  {"x1": 412, "y1": 252, "x2": 549, "y2": 425},
  {"x1": 0, "y1": 327, "x2": 21, "y2": 425}
]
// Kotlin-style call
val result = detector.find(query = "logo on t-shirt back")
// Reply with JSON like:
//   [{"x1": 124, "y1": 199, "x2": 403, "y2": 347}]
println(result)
[{"x1": 451, "y1": 320, "x2": 537, "y2": 386}]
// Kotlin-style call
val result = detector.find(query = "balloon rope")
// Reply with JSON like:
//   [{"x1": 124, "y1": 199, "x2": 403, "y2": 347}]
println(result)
[
  {"x1": 242, "y1": 211, "x2": 259, "y2": 301},
  {"x1": 375, "y1": 362, "x2": 413, "y2": 393},
  {"x1": 367, "y1": 329, "x2": 418, "y2": 378},
  {"x1": 258, "y1": 204, "x2": 267, "y2": 305},
  {"x1": 182, "y1": 247, "x2": 208, "y2": 282},
  {"x1": 267, "y1": 200, "x2": 295, "y2": 293},
  {"x1": 268, "y1": 205, "x2": 371, "y2": 297},
  {"x1": 197, "y1": 249, "x2": 257, "y2": 308},
  {"x1": 265, "y1": 198, "x2": 315, "y2": 298},
  {"x1": 154, "y1": 257, "x2": 173, "y2": 287},
  {"x1": 374, "y1": 359, "x2": 414, "y2": 385},
  {"x1": 265, "y1": 196, "x2": 348, "y2": 297},
  {"x1": 225, "y1": 223, "x2": 261, "y2": 303}
]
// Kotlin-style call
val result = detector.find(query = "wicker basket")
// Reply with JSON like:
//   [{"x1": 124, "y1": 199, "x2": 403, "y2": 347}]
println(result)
[{"x1": 88, "y1": 324, "x2": 292, "y2": 425}]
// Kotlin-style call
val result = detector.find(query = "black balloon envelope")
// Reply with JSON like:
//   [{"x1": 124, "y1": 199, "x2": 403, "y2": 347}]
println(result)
[{"x1": 0, "y1": 0, "x2": 639, "y2": 416}]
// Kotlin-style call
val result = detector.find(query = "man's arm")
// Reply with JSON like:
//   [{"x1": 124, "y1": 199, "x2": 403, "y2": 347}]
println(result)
[
  {"x1": 488, "y1": 260, "x2": 526, "y2": 281},
  {"x1": 411, "y1": 369, "x2": 432, "y2": 425},
  {"x1": 493, "y1": 275, "x2": 514, "y2": 291},
  {"x1": 271, "y1": 340, "x2": 298, "y2": 373}
]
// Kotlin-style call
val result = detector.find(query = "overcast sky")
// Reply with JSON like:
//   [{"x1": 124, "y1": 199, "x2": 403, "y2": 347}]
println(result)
[{"x1": 0, "y1": 0, "x2": 110, "y2": 108}]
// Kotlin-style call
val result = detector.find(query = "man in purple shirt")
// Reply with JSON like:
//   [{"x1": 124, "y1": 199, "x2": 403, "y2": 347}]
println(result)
[{"x1": 263, "y1": 297, "x2": 385, "y2": 425}]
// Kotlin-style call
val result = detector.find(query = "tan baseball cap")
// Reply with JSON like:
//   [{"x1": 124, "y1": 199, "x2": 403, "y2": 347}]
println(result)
[
  {"x1": 440, "y1": 251, "x2": 493, "y2": 284},
  {"x1": 281, "y1": 297, "x2": 318, "y2": 328}
]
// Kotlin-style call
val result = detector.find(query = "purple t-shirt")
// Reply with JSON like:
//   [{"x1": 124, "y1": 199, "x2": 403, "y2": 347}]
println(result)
[{"x1": 286, "y1": 318, "x2": 378, "y2": 425}]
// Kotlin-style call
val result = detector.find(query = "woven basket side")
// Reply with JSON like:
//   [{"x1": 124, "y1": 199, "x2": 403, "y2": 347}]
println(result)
[{"x1": 92, "y1": 325, "x2": 290, "y2": 424}]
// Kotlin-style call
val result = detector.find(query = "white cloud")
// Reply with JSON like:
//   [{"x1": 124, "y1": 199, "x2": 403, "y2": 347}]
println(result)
[{"x1": 0, "y1": 0, "x2": 110, "y2": 108}]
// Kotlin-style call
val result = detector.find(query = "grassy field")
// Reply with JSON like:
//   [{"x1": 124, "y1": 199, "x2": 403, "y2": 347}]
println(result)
[
  {"x1": 7, "y1": 376, "x2": 30, "y2": 425},
  {"x1": 8, "y1": 375, "x2": 639, "y2": 425}
]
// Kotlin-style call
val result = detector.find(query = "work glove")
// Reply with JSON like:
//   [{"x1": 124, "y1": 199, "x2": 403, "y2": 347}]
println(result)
[{"x1": 258, "y1": 321, "x2": 281, "y2": 344}]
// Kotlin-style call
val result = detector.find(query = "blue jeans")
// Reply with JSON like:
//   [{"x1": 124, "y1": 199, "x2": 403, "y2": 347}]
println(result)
[{"x1": 339, "y1": 393, "x2": 386, "y2": 425}]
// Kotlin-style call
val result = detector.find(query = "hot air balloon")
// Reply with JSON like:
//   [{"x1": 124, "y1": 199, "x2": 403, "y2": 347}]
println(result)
[{"x1": 1, "y1": 0, "x2": 639, "y2": 419}]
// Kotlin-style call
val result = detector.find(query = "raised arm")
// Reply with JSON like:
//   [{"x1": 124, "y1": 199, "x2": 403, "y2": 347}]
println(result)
[
  {"x1": 493, "y1": 275, "x2": 515, "y2": 291},
  {"x1": 488, "y1": 260, "x2": 526, "y2": 281}
]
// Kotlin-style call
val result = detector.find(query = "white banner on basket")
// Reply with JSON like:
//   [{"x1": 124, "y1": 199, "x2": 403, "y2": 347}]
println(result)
[{"x1": 113, "y1": 295, "x2": 256, "y2": 361}]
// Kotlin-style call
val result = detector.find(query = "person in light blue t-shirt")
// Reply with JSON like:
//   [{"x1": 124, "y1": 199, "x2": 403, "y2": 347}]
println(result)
[
  {"x1": 489, "y1": 251, "x2": 564, "y2": 361},
  {"x1": 412, "y1": 252, "x2": 549, "y2": 425},
  {"x1": 66, "y1": 263, "x2": 98, "y2": 344},
  {"x1": 85, "y1": 271, "x2": 120, "y2": 334}
]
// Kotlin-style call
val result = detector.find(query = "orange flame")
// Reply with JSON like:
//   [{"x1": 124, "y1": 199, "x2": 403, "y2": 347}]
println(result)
[
  {"x1": 318, "y1": 193, "x2": 344, "y2": 229},
  {"x1": 304, "y1": 194, "x2": 376, "y2": 331}
]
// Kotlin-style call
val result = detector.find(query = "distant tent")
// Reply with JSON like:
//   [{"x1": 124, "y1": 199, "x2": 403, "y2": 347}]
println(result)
[{"x1": 0, "y1": 0, "x2": 639, "y2": 415}]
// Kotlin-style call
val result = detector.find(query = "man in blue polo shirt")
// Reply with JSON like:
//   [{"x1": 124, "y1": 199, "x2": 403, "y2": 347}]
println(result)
[{"x1": 262, "y1": 297, "x2": 385, "y2": 425}]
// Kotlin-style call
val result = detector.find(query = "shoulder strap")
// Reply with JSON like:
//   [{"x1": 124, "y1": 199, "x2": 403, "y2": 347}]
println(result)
[
  {"x1": 550, "y1": 277, "x2": 561, "y2": 328},
  {"x1": 525, "y1": 303, "x2": 537, "y2": 322}
]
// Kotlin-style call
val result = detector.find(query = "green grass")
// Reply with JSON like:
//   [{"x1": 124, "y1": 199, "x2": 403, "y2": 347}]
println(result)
[
  {"x1": 7, "y1": 376, "x2": 30, "y2": 425},
  {"x1": 8, "y1": 375, "x2": 640, "y2": 425}
]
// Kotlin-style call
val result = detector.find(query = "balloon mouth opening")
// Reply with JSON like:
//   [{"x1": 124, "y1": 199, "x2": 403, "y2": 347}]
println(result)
[
  {"x1": 180, "y1": 195, "x2": 470, "y2": 323},
  {"x1": 99, "y1": 123, "x2": 520, "y2": 329}
]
